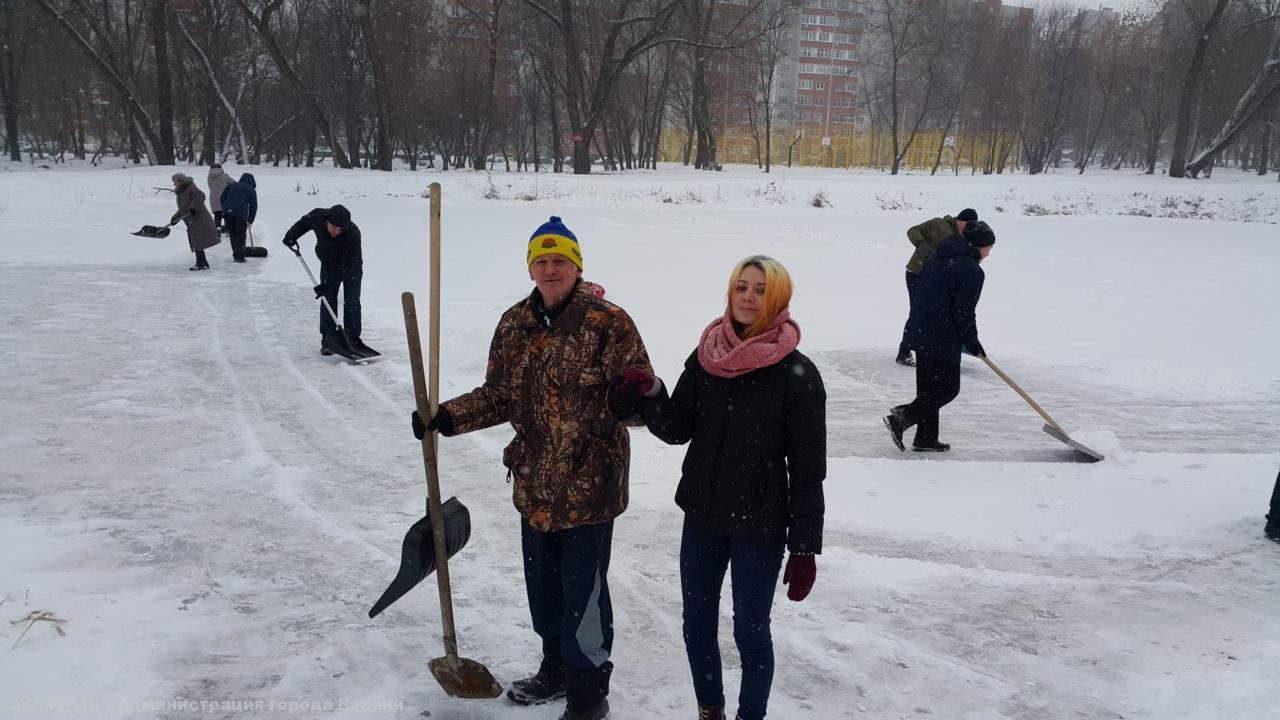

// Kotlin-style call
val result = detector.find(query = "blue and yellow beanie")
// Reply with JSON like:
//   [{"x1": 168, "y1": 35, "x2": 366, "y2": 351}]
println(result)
[{"x1": 527, "y1": 216, "x2": 583, "y2": 270}]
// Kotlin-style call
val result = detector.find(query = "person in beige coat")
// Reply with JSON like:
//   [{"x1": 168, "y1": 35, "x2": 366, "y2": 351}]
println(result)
[
  {"x1": 171, "y1": 173, "x2": 221, "y2": 271},
  {"x1": 207, "y1": 163, "x2": 232, "y2": 231}
]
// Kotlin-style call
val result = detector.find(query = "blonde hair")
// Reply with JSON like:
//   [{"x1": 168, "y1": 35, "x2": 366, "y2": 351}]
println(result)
[{"x1": 725, "y1": 255, "x2": 793, "y2": 339}]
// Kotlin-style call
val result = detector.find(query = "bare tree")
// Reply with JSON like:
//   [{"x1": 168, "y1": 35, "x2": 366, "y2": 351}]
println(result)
[
  {"x1": 1186, "y1": 11, "x2": 1280, "y2": 175},
  {"x1": 523, "y1": 0, "x2": 684, "y2": 174},
  {"x1": 234, "y1": 0, "x2": 351, "y2": 168},
  {"x1": 864, "y1": 0, "x2": 951, "y2": 174},
  {"x1": 1167, "y1": 0, "x2": 1231, "y2": 177}
]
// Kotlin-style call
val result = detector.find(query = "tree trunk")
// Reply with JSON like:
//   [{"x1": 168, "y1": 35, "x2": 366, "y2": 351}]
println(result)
[
  {"x1": 150, "y1": 0, "x2": 175, "y2": 164},
  {"x1": 356, "y1": 0, "x2": 393, "y2": 171},
  {"x1": 0, "y1": 0, "x2": 22, "y2": 161},
  {"x1": 1259, "y1": 100, "x2": 1273, "y2": 177},
  {"x1": 1168, "y1": 0, "x2": 1230, "y2": 178}
]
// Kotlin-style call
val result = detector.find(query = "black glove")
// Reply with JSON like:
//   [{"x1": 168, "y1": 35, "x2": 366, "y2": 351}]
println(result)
[
  {"x1": 411, "y1": 407, "x2": 454, "y2": 439},
  {"x1": 313, "y1": 283, "x2": 328, "y2": 299},
  {"x1": 966, "y1": 341, "x2": 986, "y2": 358},
  {"x1": 283, "y1": 237, "x2": 299, "y2": 251}
]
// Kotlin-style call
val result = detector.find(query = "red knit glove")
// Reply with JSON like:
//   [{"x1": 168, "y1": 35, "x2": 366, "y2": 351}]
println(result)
[
  {"x1": 609, "y1": 367, "x2": 656, "y2": 404},
  {"x1": 782, "y1": 553, "x2": 816, "y2": 602}
]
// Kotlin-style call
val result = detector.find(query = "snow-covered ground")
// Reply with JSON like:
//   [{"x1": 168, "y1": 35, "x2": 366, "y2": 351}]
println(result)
[{"x1": 1, "y1": 161, "x2": 1277, "y2": 720}]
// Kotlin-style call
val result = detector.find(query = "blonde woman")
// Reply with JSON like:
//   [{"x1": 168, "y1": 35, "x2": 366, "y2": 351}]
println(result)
[{"x1": 611, "y1": 255, "x2": 827, "y2": 720}]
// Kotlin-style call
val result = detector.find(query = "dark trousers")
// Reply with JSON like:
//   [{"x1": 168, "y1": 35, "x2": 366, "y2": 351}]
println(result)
[
  {"x1": 898, "y1": 270, "x2": 921, "y2": 354},
  {"x1": 1267, "y1": 469, "x2": 1280, "y2": 533},
  {"x1": 897, "y1": 356, "x2": 962, "y2": 446},
  {"x1": 213, "y1": 209, "x2": 223, "y2": 230},
  {"x1": 680, "y1": 515, "x2": 786, "y2": 720},
  {"x1": 193, "y1": 249, "x2": 208, "y2": 267},
  {"x1": 224, "y1": 215, "x2": 247, "y2": 260},
  {"x1": 521, "y1": 520, "x2": 615, "y2": 676},
  {"x1": 319, "y1": 266, "x2": 362, "y2": 339}
]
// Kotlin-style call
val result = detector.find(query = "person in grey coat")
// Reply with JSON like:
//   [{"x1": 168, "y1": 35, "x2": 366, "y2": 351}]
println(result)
[
  {"x1": 207, "y1": 163, "x2": 232, "y2": 231},
  {"x1": 171, "y1": 173, "x2": 221, "y2": 271}
]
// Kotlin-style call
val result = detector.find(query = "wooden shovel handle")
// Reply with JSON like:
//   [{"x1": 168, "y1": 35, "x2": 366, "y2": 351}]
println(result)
[
  {"x1": 401, "y1": 293, "x2": 458, "y2": 658},
  {"x1": 399, "y1": 181, "x2": 458, "y2": 659},
  {"x1": 981, "y1": 355, "x2": 1066, "y2": 434}
]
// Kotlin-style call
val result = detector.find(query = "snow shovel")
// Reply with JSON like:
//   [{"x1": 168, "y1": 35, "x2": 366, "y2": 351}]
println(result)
[
  {"x1": 981, "y1": 355, "x2": 1105, "y2": 462},
  {"x1": 285, "y1": 244, "x2": 364, "y2": 361},
  {"x1": 131, "y1": 217, "x2": 180, "y2": 238},
  {"x1": 367, "y1": 496, "x2": 471, "y2": 619},
  {"x1": 396, "y1": 184, "x2": 502, "y2": 699},
  {"x1": 244, "y1": 225, "x2": 268, "y2": 258}
]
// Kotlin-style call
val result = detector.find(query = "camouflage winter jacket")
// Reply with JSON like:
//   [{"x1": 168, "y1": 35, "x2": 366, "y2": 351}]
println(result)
[
  {"x1": 905, "y1": 215, "x2": 959, "y2": 274},
  {"x1": 440, "y1": 281, "x2": 654, "y2": 532}
]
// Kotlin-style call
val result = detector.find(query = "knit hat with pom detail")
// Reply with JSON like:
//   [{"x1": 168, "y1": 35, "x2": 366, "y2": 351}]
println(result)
[{"x1": 527, "y1": 216, "x2": 582, "y2": 270}]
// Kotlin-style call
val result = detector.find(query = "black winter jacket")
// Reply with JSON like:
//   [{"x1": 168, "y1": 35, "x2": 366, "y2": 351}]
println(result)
[
  {"x1": 641, "y1": 348, "x2": 826, "y2": 553},
  {"x1": 903, "y1": 234, "x2": 984, "y2": 362},
  {"x1": 283, "y1": 208, "x2": 363, "y2": 273},
  {"x1": 219, "y1": 173, "x2": 258, "y2": 223}
]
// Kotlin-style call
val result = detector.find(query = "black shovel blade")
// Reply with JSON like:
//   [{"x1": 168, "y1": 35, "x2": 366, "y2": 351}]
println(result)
[
  {"x1": 244, "y1": 246, "x2": 269, "y2": 258},
  {"x1": 322, "y1": 329, "x2": 362, "y2": 361},
  {"x1": 132, "y1": 225, "x2": 170, "y2": 238},
  {"x1": 349, "y1": 338, "x2": 381, "y2": 359},
  {"x1": 368, "y1": 497, "x2": 472, "y2": 618},
  {"x1": 1042, "y1": 424, "x2": 1105, "y2": 463}
]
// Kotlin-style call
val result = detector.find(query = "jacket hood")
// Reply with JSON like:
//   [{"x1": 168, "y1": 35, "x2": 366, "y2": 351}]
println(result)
[
  {"x1": 238, "y1": 173, "x2": 256, "y2": 188},
  {"x1": 935, "y1": 234, "x2": 979, "y2": 260}
]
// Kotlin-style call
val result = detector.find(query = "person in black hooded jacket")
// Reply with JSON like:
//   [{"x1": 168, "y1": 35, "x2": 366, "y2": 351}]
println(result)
[
  {"x1": 282, "y1": 205, "x2": 363, "y2": 352},
  {"x1": 219, "y1": 172, "x2": 257, "y2": 262},
  {"x1": 611, "y1": 255, "x2": 825, "y2": 720},
  {"x1": 884, "y1": 220, "x2": 995, "y2": 452}
]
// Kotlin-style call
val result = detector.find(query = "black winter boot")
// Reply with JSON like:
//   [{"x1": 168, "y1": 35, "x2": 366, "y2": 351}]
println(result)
[
  {"x1": 883, "y1": 408, "x2": 906, "y2": 452},
  {"x1": 1266, "y1": 526, "x2": 1280, "y2": 544},
  {"x1": 698, "y1": 705, "x2": 726, "y2": 720},
  {"x1": 559, "y1": 698, "x2": 608, "y2": 720},
  {"x1": 560, "y1": 661, "x2": 613, "y2": 720},
  {"x1": 506, "y1": 656, "x2": 566, "y2": 706},
  {"x1": 912, "y1": 440, "x2": 951, "y2": 453}
]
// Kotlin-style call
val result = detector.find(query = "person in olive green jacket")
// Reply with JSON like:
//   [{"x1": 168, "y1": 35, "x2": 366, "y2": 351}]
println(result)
[{"x1": 896, "y1": 208, "x2": 977, "y2": 366}]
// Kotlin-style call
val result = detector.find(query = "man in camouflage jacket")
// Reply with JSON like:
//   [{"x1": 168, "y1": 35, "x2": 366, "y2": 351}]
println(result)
[
  {"x1": 896, "y1": 208, "x2": 977, "y2": 366},
  {"x1": 413, "y1": 216, "x2": 653, "y2": 720}
]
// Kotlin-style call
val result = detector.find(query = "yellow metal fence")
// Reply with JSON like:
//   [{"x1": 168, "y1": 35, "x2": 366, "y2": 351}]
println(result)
[{"x1": 658, "y1": 128, "x2": 1021, "y2": 171}]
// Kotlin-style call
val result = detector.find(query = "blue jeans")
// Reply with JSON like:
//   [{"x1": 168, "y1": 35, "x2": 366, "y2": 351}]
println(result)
[
  {"x1": 681, "y1": 515, "x2": 786, "y2": 720},
  {"x1": 521, "y1": 520, "x2": 615, "y2": 673},
  {"x1": 319, "y1": 266, "x2": 361, "y2": 339}
]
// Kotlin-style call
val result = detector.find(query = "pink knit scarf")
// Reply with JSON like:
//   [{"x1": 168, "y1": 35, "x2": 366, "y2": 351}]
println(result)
[{"x1": 698, "y1": 310, "x2": 801, "y2": 379}]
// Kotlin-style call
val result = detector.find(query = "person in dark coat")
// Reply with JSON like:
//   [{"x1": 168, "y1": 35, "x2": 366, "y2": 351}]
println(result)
[
  {"x1": 884, "y1": 220, "x2": 995, "y2": 452},
  {"x1": 612, "y1": 255, "x2": 826, "y2": 720},
  {"x1": 207, "y1": 164, "x2": 231, "y2": 231},
  {"x1": 1266, "y1": 468, "x2": 1280, "y2": 544},
  {"x1": 170, "y1": 173, "x2": 220, "y2": 271},
  {"x1": 897, "y1": 208, "x2": 978, "y2": 366},
  {"x1": 219, "y1": 172, "x2": 257, "y2": 262},
  {"x1": 282, "y1": 205, "x2": 362, "y2": 352}
]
